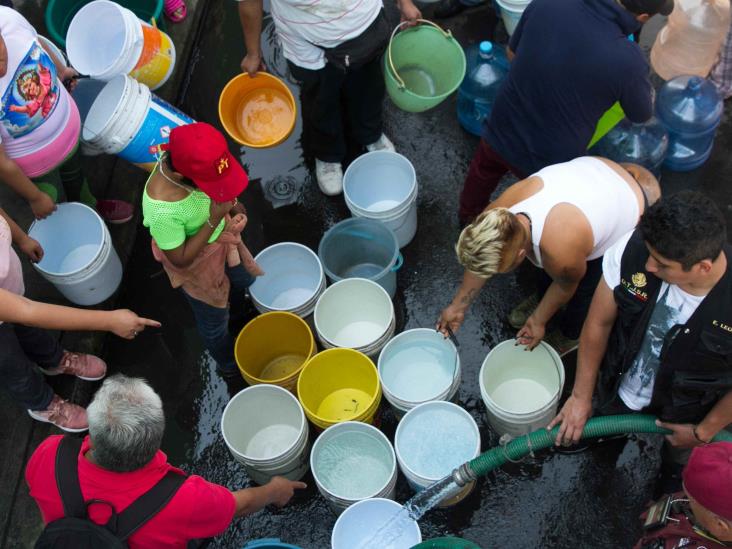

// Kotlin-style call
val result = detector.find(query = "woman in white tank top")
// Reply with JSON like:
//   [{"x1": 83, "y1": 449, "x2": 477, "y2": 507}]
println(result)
[{"x1": 437, "y1": 156, "x2": 660, "y2": 354}]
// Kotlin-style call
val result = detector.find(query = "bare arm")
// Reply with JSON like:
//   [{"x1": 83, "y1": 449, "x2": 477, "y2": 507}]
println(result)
[
  {"x1": 547, "y1": 278, "x2": 618, "y2": 445},
  {"x1": 238, "y1": 0, "x2": 265, "y2": 76},
  {"x1": 0, "y1": 145, "x2": 56, "y2": 219},
  {"x1": 436, "y1": 270, "x2": 488, "y2": 335},
  {"x1": 0, "y1": 288, "x2": 160, "y2": 338},
  {"x1": 0, "y1": 206, "x2": 44, "y2": 262},
  {"x1": 231, "y1": 477, "x2": 306, "y2": 518},
  {"x1": 658, "y1": 389, "x2": 732, "y2": 448}
]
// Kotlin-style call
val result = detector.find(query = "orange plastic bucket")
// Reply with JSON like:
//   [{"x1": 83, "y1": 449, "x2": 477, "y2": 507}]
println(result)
[{"x1": 218, "y1": 73, "x2": 297, "y2": 148}]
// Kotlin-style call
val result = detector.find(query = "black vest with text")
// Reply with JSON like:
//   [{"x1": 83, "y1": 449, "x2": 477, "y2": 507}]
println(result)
[{"x1": 598, "y1": 229, "x2": 732, "y2": 423}]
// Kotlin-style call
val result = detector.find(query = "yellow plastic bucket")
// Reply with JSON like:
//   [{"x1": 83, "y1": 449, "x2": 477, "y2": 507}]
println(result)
[
  {"x1": 297, "y1": 349, "x2": 382, "y2": 430},
  {"x1": 234, "y1": 312, "x2": 315, "y2": 392},
  {"x1": 218, "y1": 73, "x2": 297, "y2": 148},
  {"x1": 129, "y1": 22, "x2": 176, "y2": 90}
]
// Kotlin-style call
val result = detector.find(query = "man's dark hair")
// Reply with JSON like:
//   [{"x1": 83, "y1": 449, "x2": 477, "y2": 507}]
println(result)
[{"x1": 639, "y1": 191, "x2": 727, "y2": 270}]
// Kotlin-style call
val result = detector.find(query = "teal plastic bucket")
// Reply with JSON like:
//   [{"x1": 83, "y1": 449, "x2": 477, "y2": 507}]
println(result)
[
  {"x1": 412, "y1": 537, "x2": 483, "y2": 548},
  {"x1": 318, "y1": 218, "x2": 402, "y2": 299},
  {"x1": 243, "y1": 540, "x2": 302, "y2": 549}
]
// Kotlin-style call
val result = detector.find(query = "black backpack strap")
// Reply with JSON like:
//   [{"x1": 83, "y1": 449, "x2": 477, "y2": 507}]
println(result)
[
  {"x1": 54, "y1": 435, "x2": 87, "y2": 519},
  {"x1": 112, "y1": 471, "x2": 187, "y2": 541}
]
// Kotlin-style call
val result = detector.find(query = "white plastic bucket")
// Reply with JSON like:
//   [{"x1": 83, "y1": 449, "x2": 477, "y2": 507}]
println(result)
[
  {"x1": 314, "y1": 278, "x2": 395, "y2": 357},
  {"x1": 311, "y1": 422, "x2": 397, "y2": 515},
  {"x1": 331, "y1": 498, "x2": 421, "y2": 549},
  {"x1": 66, "y1": 0, "x2": 176, "y2": 90},
  {"x1": 495, "y1": 0, "x2": 531, "y2": 35},
  {"x1": 71, "y1": 78, "x2": 108, "y2": 156},
  {"x1": 343, "y1": 151, "x2": 418, "y2": 248},
  {"x1": 221, "y1": 384, "x2": 310, "y2": 486},
  {"x1": 479, "y1": 340, "x2": 565, "y2": 438},
  {"x1": 82, "y1": 75, "x2": 194, "y2": 171},
  {"x1": 378, "y1": 329, "x2": 461, "y2": 418},
  {"x1": 28, "y1": 203, "x2": 122, "y2": 306},
  {"x1": 395, "y1": 401, "x2": 480, "y2": 507},
  {"x1": 249, "y1": 243, "x2": 326, "y2": 318}
]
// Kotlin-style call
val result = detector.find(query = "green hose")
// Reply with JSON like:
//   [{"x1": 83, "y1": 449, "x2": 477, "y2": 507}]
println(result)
[{"x1": 468, "y1": 414, "x2": 732, "y2": 478}]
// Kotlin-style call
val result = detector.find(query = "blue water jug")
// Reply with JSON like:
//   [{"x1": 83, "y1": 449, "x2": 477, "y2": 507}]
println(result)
[
  {"x1": 655, "y1": 75, "x2": 723, "y2": 172},
  {"x1": 589, "y1": 117, "x2": 669, "y2": 175},
  {"x1": 457, "y1": 41, "x2": 508, "y2": 137}
]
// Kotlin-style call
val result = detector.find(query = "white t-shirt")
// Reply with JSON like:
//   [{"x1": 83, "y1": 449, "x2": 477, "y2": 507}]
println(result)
[
  {"x1": 602, "y1": 231, "x2": 705, "y2": 410},
  {"x1": 239, "y1": 0, "x2": 383, "y2": 70},
  {"x1": 0, "y1": 7, "x2": 70, "y2": 158}
]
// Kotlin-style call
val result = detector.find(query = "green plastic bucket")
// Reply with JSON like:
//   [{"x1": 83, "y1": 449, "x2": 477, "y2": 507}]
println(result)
[
  {"x1": 384, "y1": 20, "x2": 466, "y2": 113},
  {"x1": 588, "y1": 102, "x2": 625, "y2": 148},
  {"x1": 45, "y1": 0, "x2": 164, "y2": 48},
  {"x1": 411, "y1": 537, "x2": 483, "y2": 548}
]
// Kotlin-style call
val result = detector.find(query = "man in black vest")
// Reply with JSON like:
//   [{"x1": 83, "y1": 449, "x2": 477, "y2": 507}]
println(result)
[{"x1": 549, "y1": 191, "x2": 732, "y2": 454}]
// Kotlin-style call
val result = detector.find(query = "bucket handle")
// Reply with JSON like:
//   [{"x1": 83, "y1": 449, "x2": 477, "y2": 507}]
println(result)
[
  {"x1": 391, "y1": 252, "x2": 404, "y2": 272},
  {"x1": 387, "y1": 19, "x2": 454, "y2": 91}
]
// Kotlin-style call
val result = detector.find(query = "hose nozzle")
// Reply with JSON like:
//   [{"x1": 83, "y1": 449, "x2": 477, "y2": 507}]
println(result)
[{"x1": 452, "y1": 463, "x2": 477, "y2": 486}]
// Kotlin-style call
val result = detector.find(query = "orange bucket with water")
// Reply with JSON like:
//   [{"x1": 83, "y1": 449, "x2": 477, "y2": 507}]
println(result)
[{"x1": 218, "y1": 73, "x2": 297, "y2": 148}]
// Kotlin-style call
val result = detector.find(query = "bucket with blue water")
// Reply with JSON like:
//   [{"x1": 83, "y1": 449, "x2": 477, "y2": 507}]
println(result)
[
  {"x1": 331, "y1": 498, "x2": 422, "y2": 549},
  {"x1": 82, "y1": 74, "x2": 194, "y2": 171},
  {"x1": 318, "y1": 218, "x2": 402, "y2": 299},
  {"x1": 378, "y1": 329, "x2": 461, "y2": 418}
]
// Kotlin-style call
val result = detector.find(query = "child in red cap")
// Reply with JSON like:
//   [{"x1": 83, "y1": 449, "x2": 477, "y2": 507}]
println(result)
[{"x1": 141, "y1": 122, "x2": 262, "y2": 377}]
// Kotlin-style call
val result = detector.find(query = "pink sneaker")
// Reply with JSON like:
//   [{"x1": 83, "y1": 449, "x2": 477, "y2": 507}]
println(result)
[
  {"x1": 41, "y1": 350, "x2": 107, "y2": 381},
  {"x1": 97, "y1": 199, "x2": 134, "y2": 224},
  {"x1": 28, "y1": 394, "x2": 88, "y2": 433}
]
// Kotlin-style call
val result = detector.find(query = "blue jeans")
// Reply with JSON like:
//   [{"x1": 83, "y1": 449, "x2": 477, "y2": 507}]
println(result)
[{"x1": 183, "y1": 264, "x2": 255, "y2": 373}]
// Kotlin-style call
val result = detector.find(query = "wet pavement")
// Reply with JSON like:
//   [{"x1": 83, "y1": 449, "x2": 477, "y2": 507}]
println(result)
[{"x1": 105, "y1": 2, "x2": 732, "y2": 548}]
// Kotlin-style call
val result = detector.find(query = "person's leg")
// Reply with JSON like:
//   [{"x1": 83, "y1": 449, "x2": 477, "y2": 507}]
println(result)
[
  {"x1": 58, "y1": 145, "x2": 97, "y2": 207},
  {"x1": 557, "y1": 256, "x2": 604, "y2": 339},
  {"x1": 226, "y1": 263, "x2": 256, "y2": 330},
  {"x1": 183, "y1": 291, "x2": 237, "y2": 374},
  {"x1": 458, "y1": 139, "x2": 517, "y2": 225},
  {"x1": 0, "y1": 323, "x2": 55, "y2": 411},
  {"x1": 13, "y1": 323, "x2": 64, "y2": 371},
  {"x1": 344, "y1": 54, "x2": 386, "y2": 148}
]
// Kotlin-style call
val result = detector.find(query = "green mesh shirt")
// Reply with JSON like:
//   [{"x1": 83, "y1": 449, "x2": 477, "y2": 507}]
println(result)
[{"x1": 142, "y1": 183, "x2": 225, "y2": 251}]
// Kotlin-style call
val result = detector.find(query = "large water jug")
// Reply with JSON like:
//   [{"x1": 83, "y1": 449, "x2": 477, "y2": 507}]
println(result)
[
  {"x1": 650, "y1": 0, "x2": 731, "y2": 80},
  {"x1": 457, "y1": 41, "x2": 508, "y2": 136},
  {"x1": 655, "y1": 75, "x2": 723, "y2": 171},
  {"x1": 589, "y1": 117, "x2": 669, "y2": 175}
]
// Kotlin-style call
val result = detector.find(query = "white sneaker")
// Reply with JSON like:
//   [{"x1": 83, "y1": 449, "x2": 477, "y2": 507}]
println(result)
[
  {"x1": 366, "y1": 134, "x2": 396, "y2": 153},
  {"x1": 315, "y1": 159, "x2": 343, "y2": 196}
]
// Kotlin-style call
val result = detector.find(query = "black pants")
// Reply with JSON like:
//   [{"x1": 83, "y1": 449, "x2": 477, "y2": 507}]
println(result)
[
  {"x1": 0, "y1": 322, "x2": 63, "y2": 410},
  {"x1": 288, "y1": 55, "x2": 385, "y2": 163},
  {"x1": 537, "y1": 256, "x2": 604, "y2": 339}
]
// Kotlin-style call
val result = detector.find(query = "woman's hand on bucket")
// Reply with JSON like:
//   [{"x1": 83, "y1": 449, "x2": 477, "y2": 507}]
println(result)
[
  {"x1": 436, "y1": 303, "x2": 466, "y2": 337},
  {"x1": 107, "y1": 309, "x2": 161, "y2": 339},
  {"x1": 241, "y1": 51, "x2": 266, "y2": 77},
  {"x1": 29, "y1": 192, "x2": 57, "y2": 220},
  {"x1": 19, "y1": 235, "x2": 43, "y2": 263},
  {"x1": 515, "y1": 316, "x2": 545, "y2": 350},
  {"x1": 397, "y1": 0, "x2": 422, "y2": 26}
]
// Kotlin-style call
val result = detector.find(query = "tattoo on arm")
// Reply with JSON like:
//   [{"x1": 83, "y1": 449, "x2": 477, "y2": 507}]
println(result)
[{"x1": 460, "y1": 288, "x2": 478, "y2": 306}]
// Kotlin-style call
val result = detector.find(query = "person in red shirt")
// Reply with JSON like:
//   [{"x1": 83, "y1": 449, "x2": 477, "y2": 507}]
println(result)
[{"x1": 26, "y1": 374, "x2": 306, "y2": 548}]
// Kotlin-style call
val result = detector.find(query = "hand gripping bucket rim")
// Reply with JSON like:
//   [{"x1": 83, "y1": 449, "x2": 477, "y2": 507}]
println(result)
[
  {"x1": 249, "y1": 242, "x2": 325, "y2": 313},
  {"x1": 377, "y1": 328, "x2": 461, "y2": 412},
  {"x1": 310, "y1": 421, "x2": 397, "y2": 510},
  {"x1": 479, "y1": 339, "x2": 565, "y2": 417},
  {"x1": 234, "y1": 311, "x2": 315, "y2": 387},
  {"x1": 331, "y1": 497, "x2": 422, "y2": 549},
  {"x1": 314, "y1": 278, "x2": 395, "y2": 350},
  {"x1": 395, "y1": 401, "x2": 481, "y2": 483}
]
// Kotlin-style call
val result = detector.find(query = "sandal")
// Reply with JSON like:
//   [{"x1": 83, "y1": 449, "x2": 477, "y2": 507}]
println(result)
[{"x1": 164, "y1": 0, "x2": 187, "y2": 23}]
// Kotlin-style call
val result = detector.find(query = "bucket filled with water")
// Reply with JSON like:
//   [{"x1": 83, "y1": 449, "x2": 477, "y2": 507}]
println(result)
[
  {"x1": 66, "y1": 0, "x2": 175, "y2": 90},
  {"x1": 29, "y1": 203, "x2": 122, "y2": 306},
  {"x1": 331, "y1": 498, "x2": 422, "y2": 549},
  {"x1": 395, "y1": 401, "x2": 480, "y2": 507},
  {"x1": 311, "y1": 421, "x2": 397, "y2": 515},
  {"x1": 479, "y1": 340, "x2": 565, "y2": 437},
  {"x1": 221, "y1": 384, "x2": 310, "y2": 486},
  {"x1": 297, "y1": 348, "x2": 382, "y2": 430},
  {"x1": 318, "y1": 218, "x2": 402, "y2": 299},
  {"x1": 82, "y1": 75, "x2": 194, "y2": 171},
  {"x1": 314, "y1": 278, "x2": 395, "y2": 357},
  {"x1": 219, "y1": 73, "x2": 297, "y2": 148},
  {"x1": 343, "y1": 151, "x2": 418, "y2": 248},
  {"x1": 378, "y1": 329, "x2": 461, "y2": 418},
  {"x1": 384, "y1": 20, "x2": 466, "y2": 113},
  {"x1": 249, "y1": 243, "x2": 325, "y2": 318},
  {"x1": 234, "y1": 312, "x2": 315, "y2": 392}
]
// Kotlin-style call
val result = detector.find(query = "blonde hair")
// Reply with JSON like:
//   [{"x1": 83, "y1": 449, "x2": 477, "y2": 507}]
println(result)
[{"x1": 456, "y1": 208, "x2": 525, "y2": 278}]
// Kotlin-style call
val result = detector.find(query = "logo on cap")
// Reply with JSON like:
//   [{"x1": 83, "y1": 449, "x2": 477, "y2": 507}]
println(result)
[{"x1": 216, "y1": 156, "x2": 229, "y2": 175}]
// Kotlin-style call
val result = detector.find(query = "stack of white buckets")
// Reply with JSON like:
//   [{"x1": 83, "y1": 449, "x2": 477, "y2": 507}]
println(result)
[{"x1": 495, "y1": 0, "x2": 533, "y2": 35}]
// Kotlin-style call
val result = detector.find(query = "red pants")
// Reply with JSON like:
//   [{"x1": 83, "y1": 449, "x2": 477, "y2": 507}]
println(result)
[{"x1": 458, "y1": 139, "x2": 527, "y2": 224}]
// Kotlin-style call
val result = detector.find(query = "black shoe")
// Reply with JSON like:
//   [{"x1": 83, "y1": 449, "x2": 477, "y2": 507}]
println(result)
[{"x1": 435, "y1": 0, "x2": 467, "y2": 18}]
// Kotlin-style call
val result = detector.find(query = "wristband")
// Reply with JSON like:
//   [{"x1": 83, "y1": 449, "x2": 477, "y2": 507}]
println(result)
[{"x1": 692, "y1": 425, "x2": 709, "y2": 444}]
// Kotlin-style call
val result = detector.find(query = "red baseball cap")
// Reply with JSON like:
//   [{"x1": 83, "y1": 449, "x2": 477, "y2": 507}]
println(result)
[
  {"x1": 165, "y1": 122, "x2": 248, "y2": 202},
  {"x1": 683, "y1": 441, "x2": 732, "y2": 520}
]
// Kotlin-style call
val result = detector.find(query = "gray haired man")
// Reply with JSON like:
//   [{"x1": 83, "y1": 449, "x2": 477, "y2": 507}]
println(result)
[{"x1": 26, "y1": 375, "x2": 306, "y2": 548}]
